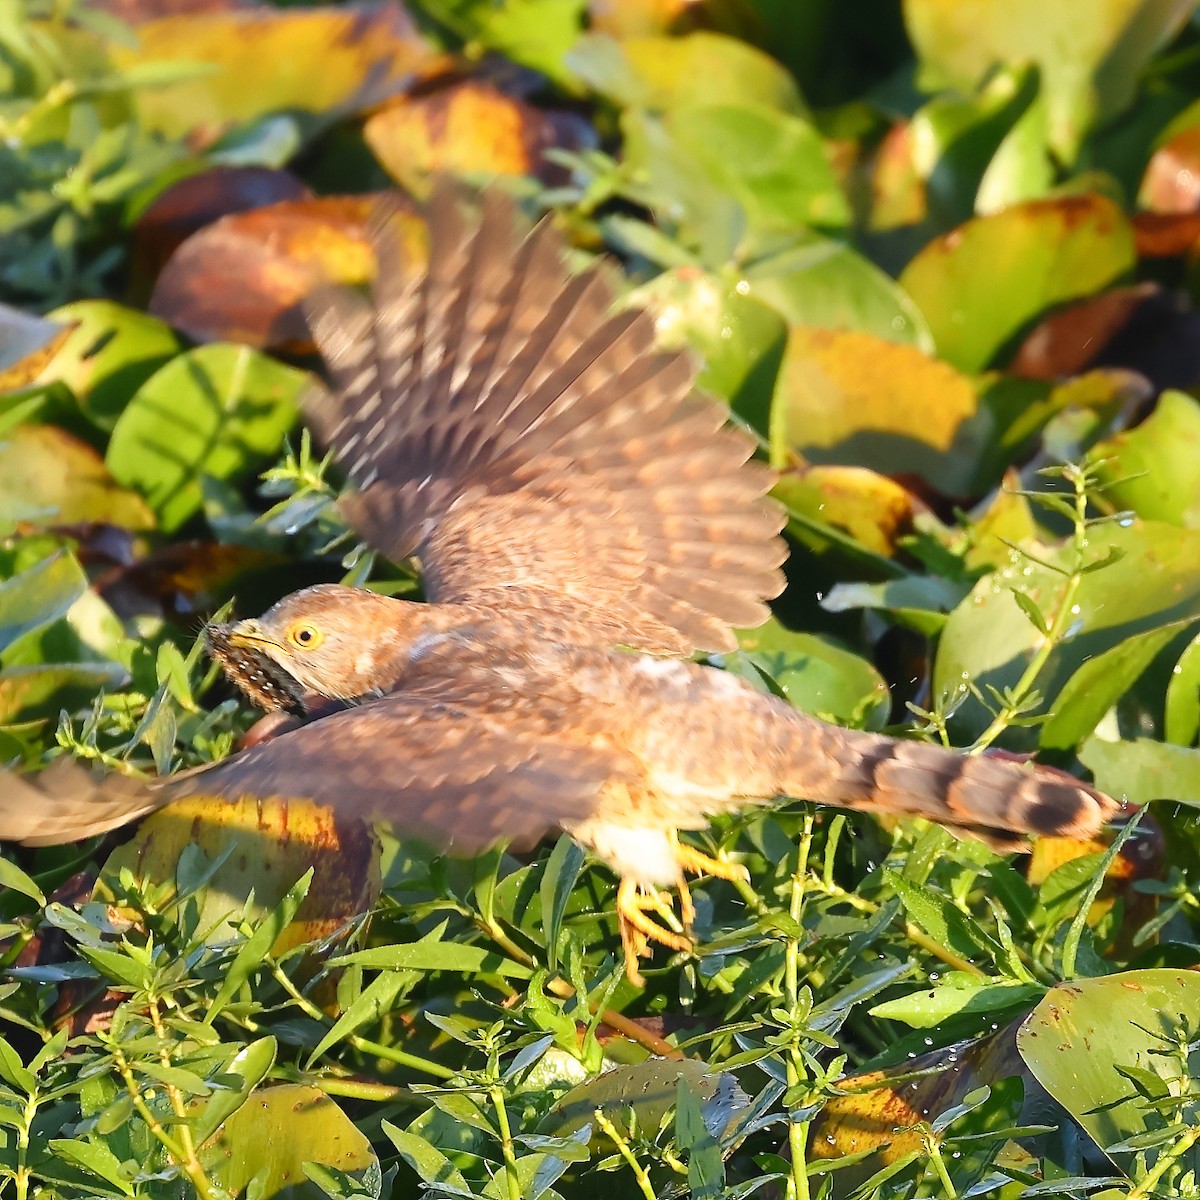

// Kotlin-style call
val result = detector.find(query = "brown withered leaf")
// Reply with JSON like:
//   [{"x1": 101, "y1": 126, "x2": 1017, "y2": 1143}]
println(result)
[
  {"x1": 364, "y1": 79, "x2": 595, "y2": 195},
  {"x1": 1008, "y1": 284, "x2": 1159, "y2": 380},
  {"x1": 1133, "y1": 209, "x2": 1200, "y2": 258},
  {"x1": 149, "y1": 195, "x2": 425, "y2": 351},
  {"x1": 134, "y1": 166, "x2": 311, "y2": 287},
  {"x1": 1139, "y1": 124, "x2": 1200, "y2": 214}
]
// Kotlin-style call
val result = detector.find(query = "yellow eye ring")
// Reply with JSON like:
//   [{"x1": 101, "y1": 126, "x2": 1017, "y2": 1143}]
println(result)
[{"x1": 286, "y1": 622, "x2": 324, "y2": 651}]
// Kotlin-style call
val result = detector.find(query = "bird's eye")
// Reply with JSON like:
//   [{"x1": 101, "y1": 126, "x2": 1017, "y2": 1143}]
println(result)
[{"x1": 287, "y1": 622, "x2": 324, "y2": 651}]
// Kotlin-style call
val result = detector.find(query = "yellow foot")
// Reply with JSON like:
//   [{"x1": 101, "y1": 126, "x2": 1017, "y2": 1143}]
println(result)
[
  {"x1": 617, "y1": 877, "x2": 693, "y2": 987},
  {"x1": 672, "y1": 841, "x2": 751, "y2": 884}
]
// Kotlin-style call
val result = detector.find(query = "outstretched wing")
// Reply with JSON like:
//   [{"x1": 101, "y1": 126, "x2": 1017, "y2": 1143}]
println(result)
[
  {"x1": 303, "y1": 182, "x2": 785, "y2": 655},
  {"x1": 0, "y1": 663, "x2": 634, "y2": 854}
]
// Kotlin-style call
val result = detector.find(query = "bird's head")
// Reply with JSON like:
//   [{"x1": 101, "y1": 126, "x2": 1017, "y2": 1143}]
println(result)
[{"x1": 206, "y1": 584, "x2": 413, "y2": 712}]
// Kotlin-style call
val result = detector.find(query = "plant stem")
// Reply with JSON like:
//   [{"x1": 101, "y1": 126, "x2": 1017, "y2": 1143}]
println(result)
[
  {"x1": 594, "y1": 1108, "x2": 658, "y2": 1200},
  {"x1": 784, "y1": 810, "x2": 814, "y2": 1200},
  {"x1": 489, "y1": 1084, "x2": 523, "y2": 1200},
  {"x1": 148, "y1": 994, "x2": 206, "y2": 1191},
  {"x1": 1124, "y1": 1124, "x2": 1200, "y2": 1200}
]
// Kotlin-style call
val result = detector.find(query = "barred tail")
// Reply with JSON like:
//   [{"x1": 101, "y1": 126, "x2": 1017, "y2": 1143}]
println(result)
[{"x1": 775, "y1": 716, "x2": 1118, "y2": 847}]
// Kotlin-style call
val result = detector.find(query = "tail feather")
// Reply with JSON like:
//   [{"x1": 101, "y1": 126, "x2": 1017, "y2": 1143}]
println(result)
[{"x1": 778, "y1": 718, "x2": 1119, "y2": 845}]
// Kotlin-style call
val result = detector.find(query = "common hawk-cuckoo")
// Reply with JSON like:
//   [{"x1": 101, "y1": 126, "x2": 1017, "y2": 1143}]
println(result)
[{"x1": 0, "y1": 185, "x2": 1118, "y2": 982}]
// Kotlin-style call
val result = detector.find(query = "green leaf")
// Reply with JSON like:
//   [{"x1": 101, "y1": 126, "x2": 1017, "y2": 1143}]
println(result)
[
  {"x1": 106, "y1": 343, "x2": 305, "y2": 531},
  {"x1": 0, "y1": 855, "x2": 45, "y2": 906},
  {"x1": 1040, "y1": 619, "x2": 1199, "y2": 750},
  {"x1": 540, "y1": 836, "x2": 585, "y2": 975},
  {"x1": 1090, "y1": 390, "x2": 1200, "y2": 528},
  {"x1": 884, "y1": 869, "x2": 1004, "y2": 966},
  {"x1": 330, "y1": 941, "x2": 533, "y2": 978},
  {"x1": 47, "y1": 1138, "x2": 134, "y2": 1196},
  {"x1": 0, "y1": 552, "x2": 87, "y2": 658},
  {"x1": 190, "y1": 1036, "x2": 277, "y2": 1146},
  {"x1": 1165, "y1": 632, "x2": 1200, "y2": 746},
  {"x1": 734, "y1": 618, "x2": 890, "y2": 730},
  {"x1": 899, "y1": 195, "x2": 1135, "y2": 372},
  {"x1": 746, "y1": 236, "x2": 933, "y2": 350},
  {"x1": 870, "y1": 980, "x2": 1041, "y2": 1028},
  {"x1": 1017, "y1": 969, "x2": 1200, "y2": 1168},
  {"x1": 1080, "y1": 736, "x2": 1200, "y2": 806},
  {"x1": 676, "y1": 1079, "x2": 724, "y2": 1199},
  {"x1": 381, "y1": 1121, "x2": 471, "y2": 1193}
]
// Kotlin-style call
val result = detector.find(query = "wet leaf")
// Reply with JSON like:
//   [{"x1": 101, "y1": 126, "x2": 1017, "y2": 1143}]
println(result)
[
  {"x1": 0, "y1": 424, "x2": 156, "y2": 532},
  {"x1": 1139, "y1": 122, "x2": 1200, "y2": 212},
  {"x1": 149, "y1": 197, "x2": 420, "y2": 351},
  {"x1": 112, "y1": 3, "x2": 436, "y2": 145},
  {"x1": 770, "y1": 326, "x2": 984, "y2": 494},
  {"x1": 0, "y1": 554, "x2": 89, "y2": 659},
  {"x1": 1089, "y1": 390, "x2": 1200, "y2": 527},
  {"x1": 1017, "y1": 970, "x2": 1200, "y2": 1167},
  {"x1": 899, "y1": 195, "x2": 1136, "y2": 373},
  {"x1": 106, "y1": 343, "x2": 307, "y2": 530},
  {"x1": 735, "y1": 616, "x2": 890, "y2": 730},
  {"x1": 365, "y1": 80, "x2": 594, "y2": 194},
  {"x1": 1165, "y1": 632, "x2": 1200, "y2": 747},
  {"x1": 934, "y1": 521, "x2": 1200, "y2": 739},
  {"x1": 904, "y1": 0, "x2": 1193, "y2": 160},
  {"x1": 745, "y1": 237, "x2": 933, "y2": 350},
  {"x1": 98, "y1": 796, "x2": 381, "y2": 955},
  {"x1": 199, "y1": 1084, "x2": 378, "y2": 1200}
]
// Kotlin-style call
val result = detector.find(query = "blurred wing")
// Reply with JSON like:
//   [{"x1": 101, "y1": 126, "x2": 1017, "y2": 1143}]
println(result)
[
  {"x1": 303, "y1": 182, "x2": 785, "y2": 655},
  {"x1": 164, "y1": 690, "x2": 622, "y2": 856}
]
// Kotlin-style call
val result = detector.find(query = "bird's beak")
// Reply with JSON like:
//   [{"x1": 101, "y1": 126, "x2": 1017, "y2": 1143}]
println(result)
[{"x1": 224, "y1": 619, "x2": 280, "y2": 650}]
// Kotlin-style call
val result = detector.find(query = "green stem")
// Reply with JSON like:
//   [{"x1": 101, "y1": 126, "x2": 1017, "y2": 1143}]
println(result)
[
  {"x1": 971, "y1": 469, "x2": 1091, "y2": 754},
  {"x1": 594, "y1": 1109, "x2": 658, "y2": 1200},
  {"x1": 1124, "y1": 1124, "x2": 1200, "y2": 1200},
  {"x1": 266, "y1": 959, "x2": 456, "y2": 1080},
  {"x1": 924, "y1": 1131, "x2": 958, "y2": 1199},
  {"x1": 784, "y1": 810, "x2": 814, "y2": 1200},
  {"x1": 489, "y1": 1085, "x2": 523, "y2": 1200}
]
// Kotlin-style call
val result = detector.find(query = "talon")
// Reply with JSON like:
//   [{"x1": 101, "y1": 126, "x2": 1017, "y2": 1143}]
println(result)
[
  {"x1": 673, "y1": 841, "x2": 750, "y2": 883},
  {"x1": 617, "y1": 877, "x2": 694, "y2": 985}
]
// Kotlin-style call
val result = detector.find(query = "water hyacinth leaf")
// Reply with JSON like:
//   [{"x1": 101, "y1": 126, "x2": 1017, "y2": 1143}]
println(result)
[
  {"x1": 899, "y1": 195, "x2": 1136, "y2": 373},
  {"x1": 1165, "y1": 632, "x2": 1200, "y2": 747},
  {"x1": 567, "y1": 30, "x2": 807, "y2": 115},
  {"x1": 933, "y1": 521, "x2": 1200, "y2": 740},
  {"x1": 1080, "y1": 736, "x2": 1200, "y2": 807},
  {"x1": 105, "y1": 343, "x2": 306, "y2": 531},
  {"x1": 769, "y1": 326, "x2": 985, "y2": 494},
  {"x1": 0, "y1": 425, "x2": 155, "y2": 533},
  {"x1": 904, "y1": 0, "x2": 1193, "y2": 160},
  {"x1": 199, "y1": 1084, "x2": 378, "y2": 1200},
  {"x1": 772, "y1": 466, "x2": 922, "y2": 561},
  {"x1": 1088, "y1": 390, "x2": 1200, "y2": 528},
  {"x1": 1017, "y1": 970, "x2": 1200, "y2": 1168},
  {"x1": 97, "y1": 795, "x2": 380, "y2": 959},
  {"x1": 365, "y1": 82, "x2": 595, "y2": 195},
  {"x1": 735, "y1": 617, "x2": 891, "y2": 730},
  {"x1": 112, "y1": 4, "x2": 435, "y2": 144},
  {"x1": 746, "y1": 236, "x2": 933, "y2": 350},
  {"x1": 870, "y1": 980, "x2": 1041, "y2": 1028},
  {"x1": 149, "y1": 197, "x2": 412, "y2": 352},
  {"x1": 37, "y1": 301, "x2": 182, "y2": 431},
  {"x1": 1039, "y1": 619, "x2": 1199, "y2": 750}
]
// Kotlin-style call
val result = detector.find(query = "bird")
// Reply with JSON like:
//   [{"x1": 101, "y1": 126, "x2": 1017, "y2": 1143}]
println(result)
[{"x1": 0, "y1": 183, "x2": 1118, "y2": 984}]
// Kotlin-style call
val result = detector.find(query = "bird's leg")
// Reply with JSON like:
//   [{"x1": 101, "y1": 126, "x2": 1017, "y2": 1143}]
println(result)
[
  {"x1": 672, "y1": 838, "x2": 751, "y2": 886},
  {"x1": 616, "y1": 878, "x2": 693, "y2": 985}
]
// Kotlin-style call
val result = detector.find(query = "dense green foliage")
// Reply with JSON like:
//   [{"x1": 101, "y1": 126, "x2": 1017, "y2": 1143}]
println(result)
[{"x1": 1, "y1": 1, "x2": 1200, "y2": 1197}]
